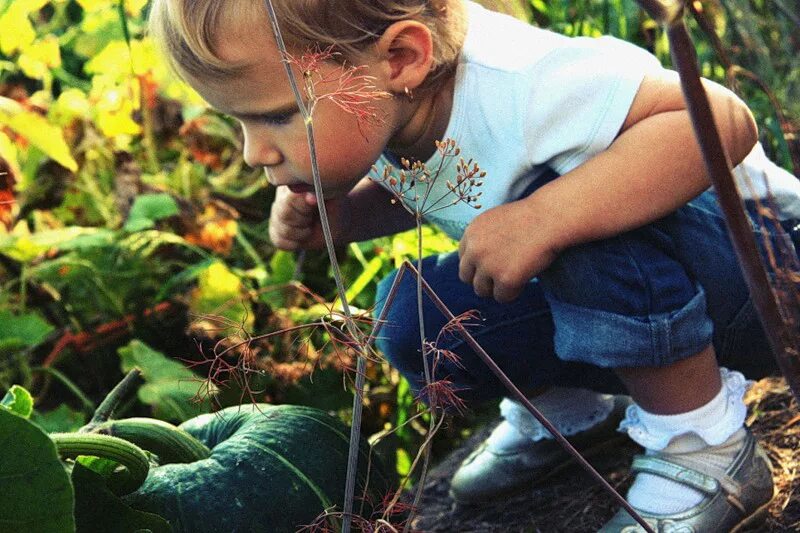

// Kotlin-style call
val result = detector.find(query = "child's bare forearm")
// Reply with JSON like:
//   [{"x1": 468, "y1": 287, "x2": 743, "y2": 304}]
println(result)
[
  {"x1": 339, "y1": 177, "x2": 417, "y2": 244},
  {"x1": 530, "y1": 77, "x2": 757, "y2": 253}
]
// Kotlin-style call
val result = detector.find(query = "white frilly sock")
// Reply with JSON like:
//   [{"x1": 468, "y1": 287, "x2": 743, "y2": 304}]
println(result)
[
  {"x1": 487, "y1": 387, "x2": 615, "y2": 452},
  {"x1": 619, "y1": 368, "x2": 751, "y2": 515}
]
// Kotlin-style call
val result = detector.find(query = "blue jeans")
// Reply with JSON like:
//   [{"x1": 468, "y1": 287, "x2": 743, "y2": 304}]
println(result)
[{"x1": 374, "y1": 189, "x2": 799, "y2": 405}]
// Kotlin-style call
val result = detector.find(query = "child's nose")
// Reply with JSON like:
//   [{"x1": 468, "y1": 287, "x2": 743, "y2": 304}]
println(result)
[{"x1": 243, "y1": 130, "x2": 283, "y2": 169}]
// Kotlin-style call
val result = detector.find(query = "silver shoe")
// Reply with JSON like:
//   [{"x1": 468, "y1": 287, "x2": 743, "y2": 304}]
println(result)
[
  {"x1": 449, "y1": 396, "x2": 630, "y2": 505},
  {"x1": 600, "y1": 428, "x2": 775, "y2": 532}
]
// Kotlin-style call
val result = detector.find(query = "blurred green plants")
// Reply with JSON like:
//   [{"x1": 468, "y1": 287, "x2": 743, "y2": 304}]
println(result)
[{"x1": 0, "y1": 0, "x2": 797, "y2": 482}]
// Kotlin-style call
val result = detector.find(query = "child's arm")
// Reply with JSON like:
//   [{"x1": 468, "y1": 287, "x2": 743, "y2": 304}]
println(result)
[
  {"x1": 268, "y1": 177, "x2": 416, "y2": 251},
  {"x1": 458, "y1": 71, "x2": 758, "y2": 302}
]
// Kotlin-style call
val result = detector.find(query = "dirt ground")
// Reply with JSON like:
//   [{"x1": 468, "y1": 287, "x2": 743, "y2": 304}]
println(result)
[{"x1": 407, "y1": 377, "x2": 799, "y2": 532}]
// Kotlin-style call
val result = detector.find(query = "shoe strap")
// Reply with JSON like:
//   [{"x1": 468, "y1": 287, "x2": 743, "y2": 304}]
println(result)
[
  {"x1": 631, "y1": 455, "x2": 720, "y2": 495},
  {"x1": 630, "y1": 449, "x2": 745, "y2": 501}
]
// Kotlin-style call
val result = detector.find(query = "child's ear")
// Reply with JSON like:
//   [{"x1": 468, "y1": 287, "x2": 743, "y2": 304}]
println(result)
[{"x1": 374, "y1": 21, "x2": 434, "y2": 93}]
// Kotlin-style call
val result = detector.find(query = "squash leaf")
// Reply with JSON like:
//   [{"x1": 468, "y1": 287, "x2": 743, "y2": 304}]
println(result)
[
  {"x1": 0, "y1": 310, "x2": 54, "y2": 354},
  {"x1": 1, "y1": 385, "x2": 33, "y2": 418},
  {"x1": 72, "y1": 462, "x2": 172, "y2": 533},
  {"x1": 118, "y1": 340, "x2": 215, "y2": 423},
  {"x1": 123, "y1": 193, "x2": 179, "y2": 232},
  {"x1": 30, "y1": 404, "x2": 87, "y2": 433},
  {"x1": 0, "y1": 409, "x2": 75, "y2": 533}
]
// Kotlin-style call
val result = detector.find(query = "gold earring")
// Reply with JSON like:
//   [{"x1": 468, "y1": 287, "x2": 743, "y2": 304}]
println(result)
[{"x1": 404, "y1": 86, "x2": 414, "y2": 101}]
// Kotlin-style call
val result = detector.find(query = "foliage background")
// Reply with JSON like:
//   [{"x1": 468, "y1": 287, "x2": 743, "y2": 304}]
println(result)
[{"x1": 0, "y1": 0, "x2": 798, "y2": 481}]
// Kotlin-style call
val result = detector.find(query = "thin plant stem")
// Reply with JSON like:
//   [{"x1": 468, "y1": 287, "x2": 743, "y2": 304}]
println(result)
[
  {"x1": 402, "y1": 214, "x2": 436, "y2": 533},
  {"x1": 414, "y1": 214, "x2": 433, "y2": 397},
  {"x1": 635, "y1": 0, "x2": 800, "y2": 404},
  {"x1": 404, "y1": 261, "x2": 655, "y2": 532},
  {"x1": 261, "y1": 3, "x2": 373, "y2": 531},
  {"x1": 365, "y1": 261, "x2": 652, "y2": 531},
  {"x1": 687, "y1": 2, "x2": 800, "y2": 177}
]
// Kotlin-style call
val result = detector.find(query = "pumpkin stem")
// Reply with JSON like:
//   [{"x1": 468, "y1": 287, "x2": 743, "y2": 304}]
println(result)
[
  {"x1": 93, "y1": 418, "x2": 212, "y2": 464},
  {"x1": 51, "y1": 432, "x2": 150, "y2": 495},
  {"x1": 80, "y1": 368, "x2": 143, "y2": 433}
]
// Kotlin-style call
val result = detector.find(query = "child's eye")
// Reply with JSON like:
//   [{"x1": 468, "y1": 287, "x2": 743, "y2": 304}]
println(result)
[{"x1": 262, "y1": 110, "x2": 296, "y2": 126}]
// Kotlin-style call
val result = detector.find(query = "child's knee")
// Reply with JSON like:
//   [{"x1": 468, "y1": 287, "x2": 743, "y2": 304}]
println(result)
[{"x1": 539, "y1": 229, "x2": 712, "y2": 368}]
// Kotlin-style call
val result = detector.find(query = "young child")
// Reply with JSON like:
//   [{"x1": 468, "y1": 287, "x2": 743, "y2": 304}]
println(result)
[{"x1": 149, "y1": 1, "x2": 800, "y2": 530}]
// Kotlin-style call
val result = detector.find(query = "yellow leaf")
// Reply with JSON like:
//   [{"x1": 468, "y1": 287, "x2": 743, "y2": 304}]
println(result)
[
  {"x1": 0, "y1": 131, "x2": 20, "y2": 178},
  {"x1": 96, "y1": 108, "x2": 141, "y2": 138},
  {"x1": 17, "y1": 57, "x2": 50, "y2": 80},
  {"x1": 125, "y1": 0, "x2": 149, "y2": 17},
  {"x1": 190, "y1": 261, "x2": 254, "y2": 331},
  {"x1": 76, "y1": 0, "x2": 115, "y2": 12},
  {"x1": 199, "y1": 262, "x2": 242, "y2": 298},
  {"x1": 18, "y1": 36, "x2": 62, "y2": 80},
  {"x1": 0, "y1": 7, "x2": 36, "y2": 56},
  {"x1": 77, "y1": 0, "x2": 148, "y2": 17},
  {"x1": 89, "y1": 75, "x2": 141, "y2": 139},
  {"x1": 0, "y1": 1, "x2": 51, "y2": 55},
  {"x1": 0, "y1": 97, "x2": 78, "y2": 172},
  {"x1": 84, "y1": 41, "x2": 130, "y2": 78},
  {"x1": 85, "y1": 39, "x2": 159, "y2": 79},
  {"x1": 0, "y1": 235, "x2": 43, "y2": 262},
  {"x1": 54, "y1": 89, "x2": 91, "y2": 121},
  {"x1": 130, "y1": 40, "x2": 158, "y2": 76}
]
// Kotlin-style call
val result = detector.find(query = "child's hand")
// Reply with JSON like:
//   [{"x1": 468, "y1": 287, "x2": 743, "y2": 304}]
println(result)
[
  {"x1": 458, "y1": 198, "x2": 561, "y2": 303},
  {"x1": 268, "y1": 186, "x2": 348, "y2": 251}
]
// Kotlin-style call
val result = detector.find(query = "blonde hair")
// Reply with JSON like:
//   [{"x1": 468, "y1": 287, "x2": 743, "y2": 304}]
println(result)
[{"x1": 148, "y1": 0, "x2": 467, "y2": 92}]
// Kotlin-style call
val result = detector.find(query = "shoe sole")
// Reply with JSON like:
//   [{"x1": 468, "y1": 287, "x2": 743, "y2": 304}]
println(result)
[
  {"x1": 450, "y1": 432, "x2": 630, "y2": 506},
  {"x1": 730, "y1": 491, "x2": 777, "y2": 533}
]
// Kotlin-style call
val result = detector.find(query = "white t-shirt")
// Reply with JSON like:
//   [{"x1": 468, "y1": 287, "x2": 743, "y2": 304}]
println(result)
[{"x1": 372, "y1": 1, "x2": 800, "y2": 240}]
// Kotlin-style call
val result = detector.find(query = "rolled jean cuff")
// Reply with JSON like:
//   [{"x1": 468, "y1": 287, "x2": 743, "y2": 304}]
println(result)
[{"x1": 549, "y1": 285, "x2": 713, "y2": 368}]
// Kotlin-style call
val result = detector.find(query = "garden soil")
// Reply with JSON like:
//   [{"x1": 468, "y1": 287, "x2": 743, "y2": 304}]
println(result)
[{"x1": 407, "y1": 377, "x2": 799, "y2": 532}]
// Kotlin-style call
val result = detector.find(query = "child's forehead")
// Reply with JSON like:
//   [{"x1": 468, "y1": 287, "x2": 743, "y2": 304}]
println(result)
[
  {"x1": 215, "y1": 27, "x2": 280, "y2": 65},
  {"x1": 212, "y1": 7, "x2": 276, "y2": 57}
]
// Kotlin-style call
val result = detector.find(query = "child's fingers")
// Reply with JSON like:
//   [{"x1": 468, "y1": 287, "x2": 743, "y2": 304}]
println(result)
[
  {"x1": 271, "y1": 194, "x2": 317, "y2": 232},
  {"x1": 268, "y1": 211, "x2": 315, "y2": 250},
  {"x1": 471, "y1": 272, "x2": 494, "y2": 299},
  {"x1": 457, "y1": 242, "x2": 476, "y2": 286},
  {"x1": 269, "y1": 187, "x2": 320, "y2": 250},
  {"x1": 269, "y1": 224, "x2": 313, "y2": 251}
]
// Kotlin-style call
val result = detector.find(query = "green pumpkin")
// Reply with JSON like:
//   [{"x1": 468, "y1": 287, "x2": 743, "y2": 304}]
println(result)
[{"x1": 123, "y1": 404, "x2": 393, "y2": 533}]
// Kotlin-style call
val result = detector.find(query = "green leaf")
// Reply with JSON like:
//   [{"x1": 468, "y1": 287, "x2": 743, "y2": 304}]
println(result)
[
  {"x1": 395, "y1": 447, "x2": 412, "y2": 478},
  {"x1": 124, "y1": 193, "x2": 180, "y2": 232},
  {"x1": 0, "y1": 409, "x2": 75, "y2": 533},
  {"x1": 76, "y1": 455, "x2": 122, "y2": 478},
  {"x1": 258, "y1": 250, "x2": 296, "y2": 308},
  {"x1": 72, "y1": 462, "x2": 172, "y2": 533},
  {"x1": 31, "y1": 404, "x2": 87, "y2": 433},
  {"x1": 1, "y1": 385, "x2": 34, "y2": 418},
  {"x1": 118, "y1": 340, "x2": 215, "y2": 423},
  {"x1": 0, "y1": 311, "x2": 54, "y2": 353},
  {"x1": 0, "y1": 227, "x2": 110, "y2": 262},
  {"x1": 268, "y1": 249, "x2": 296, "y2": 285},
  {"x1": 155, "y1": 257, "x2": 216, "y2": 301}
]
